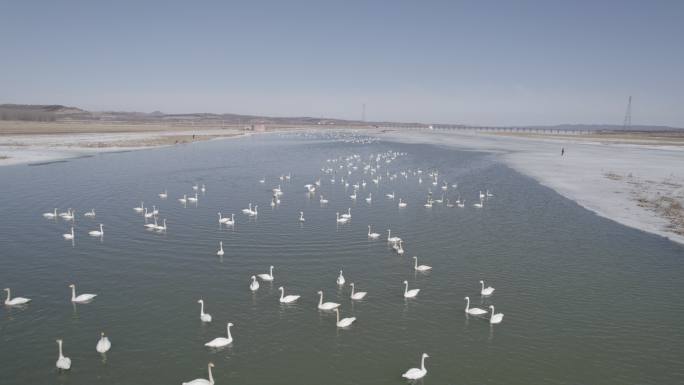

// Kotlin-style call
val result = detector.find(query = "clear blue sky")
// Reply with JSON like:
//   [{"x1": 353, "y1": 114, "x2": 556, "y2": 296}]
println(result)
[{"x1": 1, "y1": 0, "x2": 682, "y2": 126}]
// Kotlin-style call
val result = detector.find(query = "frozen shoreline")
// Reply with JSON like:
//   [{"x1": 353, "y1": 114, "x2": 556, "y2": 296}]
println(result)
[
  {"x1": 377, "y1": 129, "x2": 684, "y2": 246},
  {"x1": 0, "y1": 129, "x2": 247, "y2": 166}
]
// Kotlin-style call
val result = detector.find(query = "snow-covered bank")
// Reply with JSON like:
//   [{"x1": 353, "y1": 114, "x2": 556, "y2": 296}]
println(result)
[
  {"x1": 0, "y1": 129, "x2": 246, "y2": 166},
  {"x1": 378, "y1": 129, "x2": 684, "y2": 246}
]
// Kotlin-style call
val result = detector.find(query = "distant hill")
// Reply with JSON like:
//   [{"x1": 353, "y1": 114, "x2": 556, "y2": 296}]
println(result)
[{"x1": 1, "y1": 103, "x2": 682, "y2": 131}]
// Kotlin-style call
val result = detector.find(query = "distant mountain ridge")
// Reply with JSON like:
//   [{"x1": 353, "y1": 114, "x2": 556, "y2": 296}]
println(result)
[{"x1": 0, "y1": 103, "x2": 681, "y2": 131}]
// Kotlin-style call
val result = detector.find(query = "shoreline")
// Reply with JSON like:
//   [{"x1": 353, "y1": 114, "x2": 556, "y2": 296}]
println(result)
[
  {"x1": 376, "y1": 129, "x2": 684, "y2": 246},
  {"x1": 0, "y1": 128, "x2": 249, "y2": 166}
]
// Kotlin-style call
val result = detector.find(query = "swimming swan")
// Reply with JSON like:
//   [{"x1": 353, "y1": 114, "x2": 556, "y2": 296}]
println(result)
[
  {"x1": 413, "y1": 256, "x2": 432, "y2": 271},
  {"x1": 403, "y1": 280, "x2": 420, "y2": 298},
  {"x1": 350, "y1": 283, "x2": 367, "y2": 300},
  {"x1": 96, "y1": 332, "x2": 111, "y2": 353},
  {"x1": 3, "y1": 288, "x2": 31, "y2": 306},
  {"x1": 367, "y1": 225, "x2": 380, "y2": 239},
  {"x1": 205, "y1": 323, "x2": 234, "y2": 347},
  {"x1": 464, "y1": 296, "x2": 487, "y2": 315},
  {"x1": 55, "y1": 339, "x2": 71, "y2": 370},
  {"x1": 489, "y1": 305, "x2": 504, "y2": 324},
  {"x1": 480, "y1": 280, "x2": 495, "y2": 296},
  {"x1": 317, "y1": 291, "x2": 340, "y2": 310},
  {"x1": 278, "y1": 287, "x2": 300, "y2": 303},
  {"x1": 198, "y1": 299, "x2": 212, "y2": 322},
  {"x1": 336, "y1": 270, "x2": 345, "y2": 285},
  {"x1": 182, "y1": 362, "x2": 214, "y2": 385},
  {"x1": 69, "y1": 284, "x2": 96, "y2": 303},
  {"x1": 402, "y1": 353, "x2": 428, "y2": 380},
  {"x1": 249, "y1": 276, "x2": 259, "y2": 291},
  {"x1": 88, "y1": 224, "x2": 104, "y2": 237},
  {"x1": 257, "y1": 266, "x2": 274, "y2": 281},
  {"x1": 335, "y1": 308, "x2": 356, "y2": 328}
]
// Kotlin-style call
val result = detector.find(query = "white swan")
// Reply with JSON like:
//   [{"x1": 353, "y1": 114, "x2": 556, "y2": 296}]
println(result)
[
  {"x1": 413, "y1": 256, "x2": 432, "y2": 271},
  {"x1": 187, "y1": 192, "x2": 198, "y2": 203},
  {"x1": 182, "y1": 362, "x2": 215, "y2": 385},
  {"x1": 402, "y1": 353, "x2": 428, "y2": 380},
  {"x1": 96, "y1": 332, "x2": 111, "y2": 353},
  {"x1": 457, "y1": 199, "x2": 465, "y2": 208},
  {"x1": 3, "y1": 288, "x2": 31, "y2": 306},
  {"x1": 336, "y1": 270, "x2": 345, "y2": 285},
  {"x1": 341, "y1": 208, "x2": 351, "y2": 219},
  {"x1": 201, "y1": 184, "x2": 206, "y2": 193},
  {"x1": 489, "y1": 305, "x2": 504, "y2": 324},
  {"x1": 62, "y1": 227, "x2": 74, "y2": 240},
  {"x1": 154, "y1": 218, "x2": 167, "y2": 232},
  {"x1": 158, "y1": 190, "x2": 167, "y2": 199},
  {"x1": 192, "y1": 184, "x2": 199, "y2": 191},
  {"x1": 387, "y1": 229, "x2": 401, "y2": 244},
  {"x1": 59, "y1": 208, "x2": 72, "y2": 218},
  {"x1": 248, "y1": 205, "x2": 258, "y2": 217},
  {"x1": 198, "y1": 299, "x2": 212, "y2": 322},
  {"x1": 394, "y1": 240, "x2": 405, "y2": 255},
  {"x1": 134, "y1": 202, "x2": 144, "y2": 212},
  {"x1": 43, "y1": 208, "x2": 57, "y2": 219},
  {"x1": 257, "y1": 266, "x2": 274, "y2": 281},
  {"x1": 218, "y1": 212, "x2": 229, "y2": 224},
  {"x1": 178, "y1": 194, "x2": 187, "y2": 204},
  {"x1": 349, "y1": 191, "x2": 357, "y2": 200},
  {"x1": 336, "y1": 212, "x2": 349, "y2": 224},
  {"x1": 398, "y1": 198, "x2": 407, "y2": 208},
  {"x1": 386, "y1": 192, "x2": 395, "y2": 199},
  {"x1": 55, "y1": 339, "x2": 71, "y2": 370},
  {"x1": 334, "y1": 308, "x2": 356, "y2": 328},
  {"x1": 403, "y1": 280, "x2": 420, "y2": 298},
  {"x1": 367, "y1": 225, "x2": 380, "y2": 239},
  {"x1": 473, "y1": 198, "x2": 483, "y2": 208},
  {"x1": 299, "y1": 211, "x2": 305, "y2": 222},
  {"x1": 84, "y1": 209, "x2": 96, "y2": 217},
  {"x1": 486, "y1": 189, "x2": 494, "y2": 197},
  {"x1": 319, "y1": 195, "x2": 328, "y2": 204},
  {"x1": 217, "y1": 241, "x2": 224, "y2": 256},
  {"x1": 464, "y1": 296, "x2": 487, "y2": 315},
  {"x1": 278, "y1": 287, "x2": 300, "y2": 303},
  {"x1": 224, "y1": 213, "x2": 235, "y2": 226},
  {"x1": 88, "y1": 224, "x2": 104, "y2": 237},
  {"x1": 349, "y1": 283, "x2": 367, "y2": 300},
  {"x1": 365, "y1": 192, "x2": 372, "y2": 203},
  {"x1": 480, "y1": 280, "x2": 495, "y2": 296},
  {"x1": 249, "y1": 275, "x2": 259, "y2": 291},
  {"x1": 479, "y1": 190, "x2": 485, "y2": 200},
  {"x1": 317, "y1": 291, "x2": 340, "y2": 310},
  {"x1": 61, "y1": 209, "x2": 75, "y2": 221},
  {"x1": 205, "y1": 323, "x2": 234, "y2": 347},
  {"x1": 144, "y1": 207, "x2": 155, "y2": 218},
  {"x1": 69, "y1": 284, "x2": 96, "y2": 303}
]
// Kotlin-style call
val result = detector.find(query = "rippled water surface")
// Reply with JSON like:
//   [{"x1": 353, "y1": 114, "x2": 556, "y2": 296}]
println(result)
[{"x1": 1, "y1": 134, "x2": 683, "y2": 384}]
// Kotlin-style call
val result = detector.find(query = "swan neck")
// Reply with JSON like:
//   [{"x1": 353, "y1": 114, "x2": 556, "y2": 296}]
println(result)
[
  {"x1": 336, "y1": 309, "x2": 340, "y2": 323},
  {"x1": 208, "y1": 364, "x2": 214, "y2": 384},
  {"x1": 199, "y1": 301, "x2": 204, "y2": 315},
  {"x1": 71, "y1": 286, "x2": 76, "y2": 300},
  {"x1": 465, "y1": 297, "x2": 470, "y2": 310},
  {"x1": 318, "y1": 292, "x2": 323, "y2": 306},
  {"x1": 5, "y1": 289, "x2": 10, "y2": 301},
  {"x1": 481, "y1": 281, "x2": 484, "y2": 290},
  {"x1": 404, "y1": 282, "x2": 408, "y2": 294},
  {"x1": 227, "y1": 324, "x2": 232, "y2": 339},
  {"x1": 421, "y1": 355, "x2": 426, "y2": 370},
  {"x1": 58, "y1": 341, "x2": 63, "y2": 358}
]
